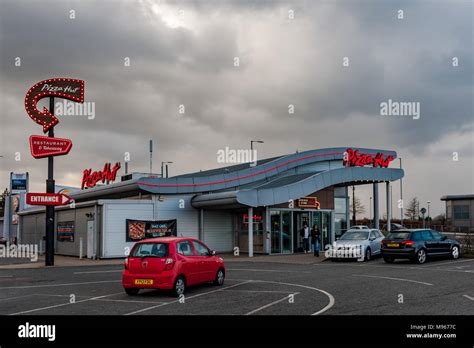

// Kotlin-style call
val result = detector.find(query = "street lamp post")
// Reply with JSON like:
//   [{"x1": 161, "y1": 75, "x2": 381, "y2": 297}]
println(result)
[
  {"x1": 399, "y1": 157, "x2": 403, "y2": 226},
  {"x1": 161, "y1": 161, "x2": 173, "y2": 178},
  {"x1": 427, "y1": 200, "x2": 431, "y2": 228},
  {"x1": 352, "y1": 186, "x2": 356, "y2": 226},
  {"x1": 149, "y1": 140, "x2": 153, "y2": 174},
  {"x1": 369, "y1": 196, "x2": 372, "y2": 227},
  {"x1": 250, "y1": 140, "x2": 264, "y2": 167}
]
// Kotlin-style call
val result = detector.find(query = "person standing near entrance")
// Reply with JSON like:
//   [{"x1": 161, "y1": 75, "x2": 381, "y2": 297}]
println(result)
[
  {"x1": 311, "y1": 224, "x2": 321, "y2": 257},
  {"x1": 300, "y1": 223, "x2": 310, "y2": 253}
]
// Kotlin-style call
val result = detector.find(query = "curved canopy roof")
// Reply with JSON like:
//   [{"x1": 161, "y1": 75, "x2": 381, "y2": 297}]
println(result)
[{"x1": 69, "y1": 147, "x2": 403, "y2": 207}]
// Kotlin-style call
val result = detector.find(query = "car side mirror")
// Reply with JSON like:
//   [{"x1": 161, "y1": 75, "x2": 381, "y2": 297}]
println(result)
[
  {"x1": 441, "y1": 235, "x2": 447, "y2": 241},
  {"x1": 210, "y1": 250, "x2": 216, "y2": 256}
]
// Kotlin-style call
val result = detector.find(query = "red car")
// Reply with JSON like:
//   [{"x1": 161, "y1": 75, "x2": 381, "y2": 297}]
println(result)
[{"x1": 122, "y1": 237, "x2": 225, "y2": 296}]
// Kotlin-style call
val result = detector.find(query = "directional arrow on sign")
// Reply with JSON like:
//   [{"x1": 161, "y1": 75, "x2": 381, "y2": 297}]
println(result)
[
  {"x1": 26, "y1": 193, "x2": 73, "y2": 206},
  {"x1": 24, "y1": 78, "x2": 84, "y2": 133}
]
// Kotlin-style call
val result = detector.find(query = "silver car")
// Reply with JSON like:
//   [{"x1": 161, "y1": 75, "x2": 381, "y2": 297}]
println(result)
[{"x1": 333, "y1": 229, "x2": 385, "y2": 261}]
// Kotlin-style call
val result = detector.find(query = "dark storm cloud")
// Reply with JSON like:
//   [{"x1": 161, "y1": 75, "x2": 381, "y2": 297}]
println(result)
[{"x1": 0, "y1": 0, "x2": 472, "y2": 216}]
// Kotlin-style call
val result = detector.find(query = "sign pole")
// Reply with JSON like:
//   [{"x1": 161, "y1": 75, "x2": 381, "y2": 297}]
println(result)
[{"x1": 45, "y1": 97, "x2": 55, "y2": 266}]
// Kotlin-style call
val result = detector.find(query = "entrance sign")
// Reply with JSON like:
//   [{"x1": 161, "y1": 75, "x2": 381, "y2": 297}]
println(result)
[
  {"x1": 26, "y1": 193, "x2": 72, "y2": 206},
  {"x1": 25, "y1": 78, "x2": 84, "y2": 133},
  {"x1": 343, "y1": 148, "x2": 394, "y2": 168},
  {"x1": 81, "y1": 162, "x2": 121, "y2": 189},
  {"x1": 29, "y1": 135, "x2": 72, "y2": 159},
  {"x1": 298, "y1": 197, "x2": 321, "y2": 209}
]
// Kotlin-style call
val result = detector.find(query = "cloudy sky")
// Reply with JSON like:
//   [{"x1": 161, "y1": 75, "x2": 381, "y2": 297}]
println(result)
[{"x1": 0, "y1": 0, "x2": 472, "y2": 217}]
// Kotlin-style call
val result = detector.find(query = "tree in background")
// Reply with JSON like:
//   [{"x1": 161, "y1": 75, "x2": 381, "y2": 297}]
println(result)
[
  {"x1": 405, "y1": 197, "x2": 420, "y2": 221},
  {"x1": 432, "y1": 213, "x2": 446, "y2": 225},
  {"x1": 350, "y1": 197, "x2": 366, "y2": 217}
]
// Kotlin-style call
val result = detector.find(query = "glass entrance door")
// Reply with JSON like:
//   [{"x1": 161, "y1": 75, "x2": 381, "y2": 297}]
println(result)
[
  {"x1": 281, "y1": 211, "x2": 292, "y2": 253},
  {"x1": 294, "y1": 212, "x2": 310, "y2": 252},
  {"x1": 270, "y1": 210, "x2": 293, "y2": 254},
  {"x1": 270, "y1": 211, "x2": 281, "y2": 254},
  {"x1": 310, "y1": 211, "x2": 331, "y2": 251},
  {"x1": 321, "y1": 211, "x2": 331, "y2": 250}
]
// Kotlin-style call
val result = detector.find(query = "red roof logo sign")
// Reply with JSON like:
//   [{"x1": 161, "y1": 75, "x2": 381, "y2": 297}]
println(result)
[{"x1": 343, "y1": 148, "x2": 394, "y2": 168}]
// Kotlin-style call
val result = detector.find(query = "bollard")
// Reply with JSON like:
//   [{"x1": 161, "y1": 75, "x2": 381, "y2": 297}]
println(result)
[{"x1": 79, "y1": 237, "x2": 83, "y2": 260}]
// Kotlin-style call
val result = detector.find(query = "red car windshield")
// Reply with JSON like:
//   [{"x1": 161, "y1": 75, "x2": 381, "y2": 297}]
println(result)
[{"x1": 131, "y1": 243, "x2": 169, "y2": 258}]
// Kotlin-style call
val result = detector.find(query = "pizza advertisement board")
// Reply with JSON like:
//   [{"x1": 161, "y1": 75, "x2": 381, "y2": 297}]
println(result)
[{"x1": 126, "y1": 219, "x2": 177, "y2": 242}]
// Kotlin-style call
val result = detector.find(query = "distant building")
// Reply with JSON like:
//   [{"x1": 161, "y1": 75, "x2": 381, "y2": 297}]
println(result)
[{"x1": 441, "y1": 194, "x2": 474, "y2": 232}]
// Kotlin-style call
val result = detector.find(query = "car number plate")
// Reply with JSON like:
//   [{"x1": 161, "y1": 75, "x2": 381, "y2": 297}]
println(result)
[
  {"x1": 387, "y1": 243, "x2": 399, "y2": 247},
  {"x1": 134, "y1": 279, "x2": 153, "y2": 285}
]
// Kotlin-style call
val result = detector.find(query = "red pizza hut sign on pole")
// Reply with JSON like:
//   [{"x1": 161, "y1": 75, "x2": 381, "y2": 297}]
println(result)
[
  {"x1": 81, "y1": 162, "x2": 121, "y2": 189},
  {"x1": 29, "y1": 135, "x2": 72, "y2": 159},
  {"x1": 26, "y1": 193, "x2": 72, "y2": 206},
  {"x1": 343, "y1": 148, "x2": 394, "y2": 168},
  {"x1": 25, "y1": 77, "x2": 85, "y2": 266},
  {"x1": 25, "y1": 78, "x2": 84, "y2": 133}
]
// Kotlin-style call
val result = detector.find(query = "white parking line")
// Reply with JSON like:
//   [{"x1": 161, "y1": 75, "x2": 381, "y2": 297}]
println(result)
[
  {"x1": 124, "y1": 281, "x2": 252, "y2": 316},
  {"x1": 74, "y1": 270, "x2": 122, "y2": 274},
  {"x1": 224, "y1": 289, "x2": 295, "y2": 294},
  {"x1": 353, "y1": 274, "x2": 433, "y2": 286},
  {"x1": 463, "y1": 295, "x2": 474, "y2": 301},
  {"x1": 33, "y1": 294, "x2": 166, "y2": 305},
  {"x1": 248, "y1": 280, "x2": 335, "y2": 315},
  {"x1": 9, "y1": 292, "x2": 123, "y2": 315},
  {"x1": 245, "y1": 293, "x2": 299, "y2": 315},
  {"x1": 419, "y1": 259, "x2": 474, "y2": 268},
  {"x1": 0, "y1": 294, "x2": 35, "y2": 302},
  {"x1": 228, "y1": 268, "x2": 311, "y2": 273},
  {"x1": 0, "y1": 280, "x2": 121, "y2": 290}
]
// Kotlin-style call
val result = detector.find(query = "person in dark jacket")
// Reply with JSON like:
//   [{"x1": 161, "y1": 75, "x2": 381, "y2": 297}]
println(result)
[{"x1": 311, "y1": 224, "x2": 321, "y2": 257}]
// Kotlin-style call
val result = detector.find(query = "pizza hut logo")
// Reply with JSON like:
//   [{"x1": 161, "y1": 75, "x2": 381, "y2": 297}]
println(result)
[
  {"x1": 343, "y1": 148, "x2": 394, "y2": 168},
  {"x1": 81, "y1": 162, "x2": 121, "y2": 189}
]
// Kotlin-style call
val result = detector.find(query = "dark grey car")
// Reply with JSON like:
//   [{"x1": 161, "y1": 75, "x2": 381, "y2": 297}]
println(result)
[{"x1": 381, "y1": 229, "x2": 461, "y2": 264}]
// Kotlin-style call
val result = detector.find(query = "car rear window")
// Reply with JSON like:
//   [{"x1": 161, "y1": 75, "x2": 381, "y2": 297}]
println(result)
[
  {"x1": 341, "y1": 231, "x2": 369, "y2": 240},
  {"x1": 131, "y1": 243, "x2": 169, "y2": 257},
  {"x1": 387, "y1": 232, "x2": 411, "y2": 240}
]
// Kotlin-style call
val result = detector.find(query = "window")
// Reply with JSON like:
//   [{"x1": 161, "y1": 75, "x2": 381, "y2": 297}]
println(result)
[
  {"x1": 421, "y1": 230, "x2": 433, "y2": 240},
  {"x1": 192, "y1": 241, "x2": 210, "y2": 256},
  {"x1": 177, "y1": 241, "x2": 194, "y2": 256},
  {"x1": 453, "y1": 205, "x2": 470, "y2": 220},
  {"x1": 430, "y1": 230, "x2": 444, "y2": 241},
  {"x1": 412, "y1": 232, "x2": 422, "y2": 241},
  {"x1": 132, "y1": 243, "x2": 169, "y2": 257},
  {"x1": 370, "y1": 231, "x2": 377, "y2": 240},
  {"x1": 387, "y1": 232, "x2": 411, "y2": 240},
  {"x1": 340, "y1": 231, "x2": 369, "y2": 240}
]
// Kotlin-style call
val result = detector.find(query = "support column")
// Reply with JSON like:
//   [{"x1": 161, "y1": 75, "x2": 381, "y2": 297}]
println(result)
[
  {"x1": 386, "y1": 182, "x2": 391, "y2": 232},
  {"x1": 248, "y1": 207, "x2": 253, "y2": 257},
  {"x1": 265, "y1": 207, "x2": 270, "y2": 255},
  {"x1": 345, "y1": 186, "x2": 350, "y2": 230},
  {"x1": 373, "y1": 183, "x2": 380, "y2": 230},
  {"x1": 199, "y1": 209, "x2": 204, "y2": 241}
]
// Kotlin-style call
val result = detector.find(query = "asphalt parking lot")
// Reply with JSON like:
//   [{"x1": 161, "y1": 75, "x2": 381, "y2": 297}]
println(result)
[{"x1": 0, "y1": 256, "x2": 473, "y2": 315}]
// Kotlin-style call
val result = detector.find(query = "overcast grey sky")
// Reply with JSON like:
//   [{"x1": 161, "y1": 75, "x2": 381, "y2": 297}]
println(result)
[{"x1": 0, "y1": 0, "x2": 473, "y2": 217}]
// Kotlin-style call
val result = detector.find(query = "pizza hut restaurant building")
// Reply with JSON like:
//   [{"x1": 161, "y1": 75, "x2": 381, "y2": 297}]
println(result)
[{"x1": 18, "y1": 147, "x2": 404, "y2": 258}]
